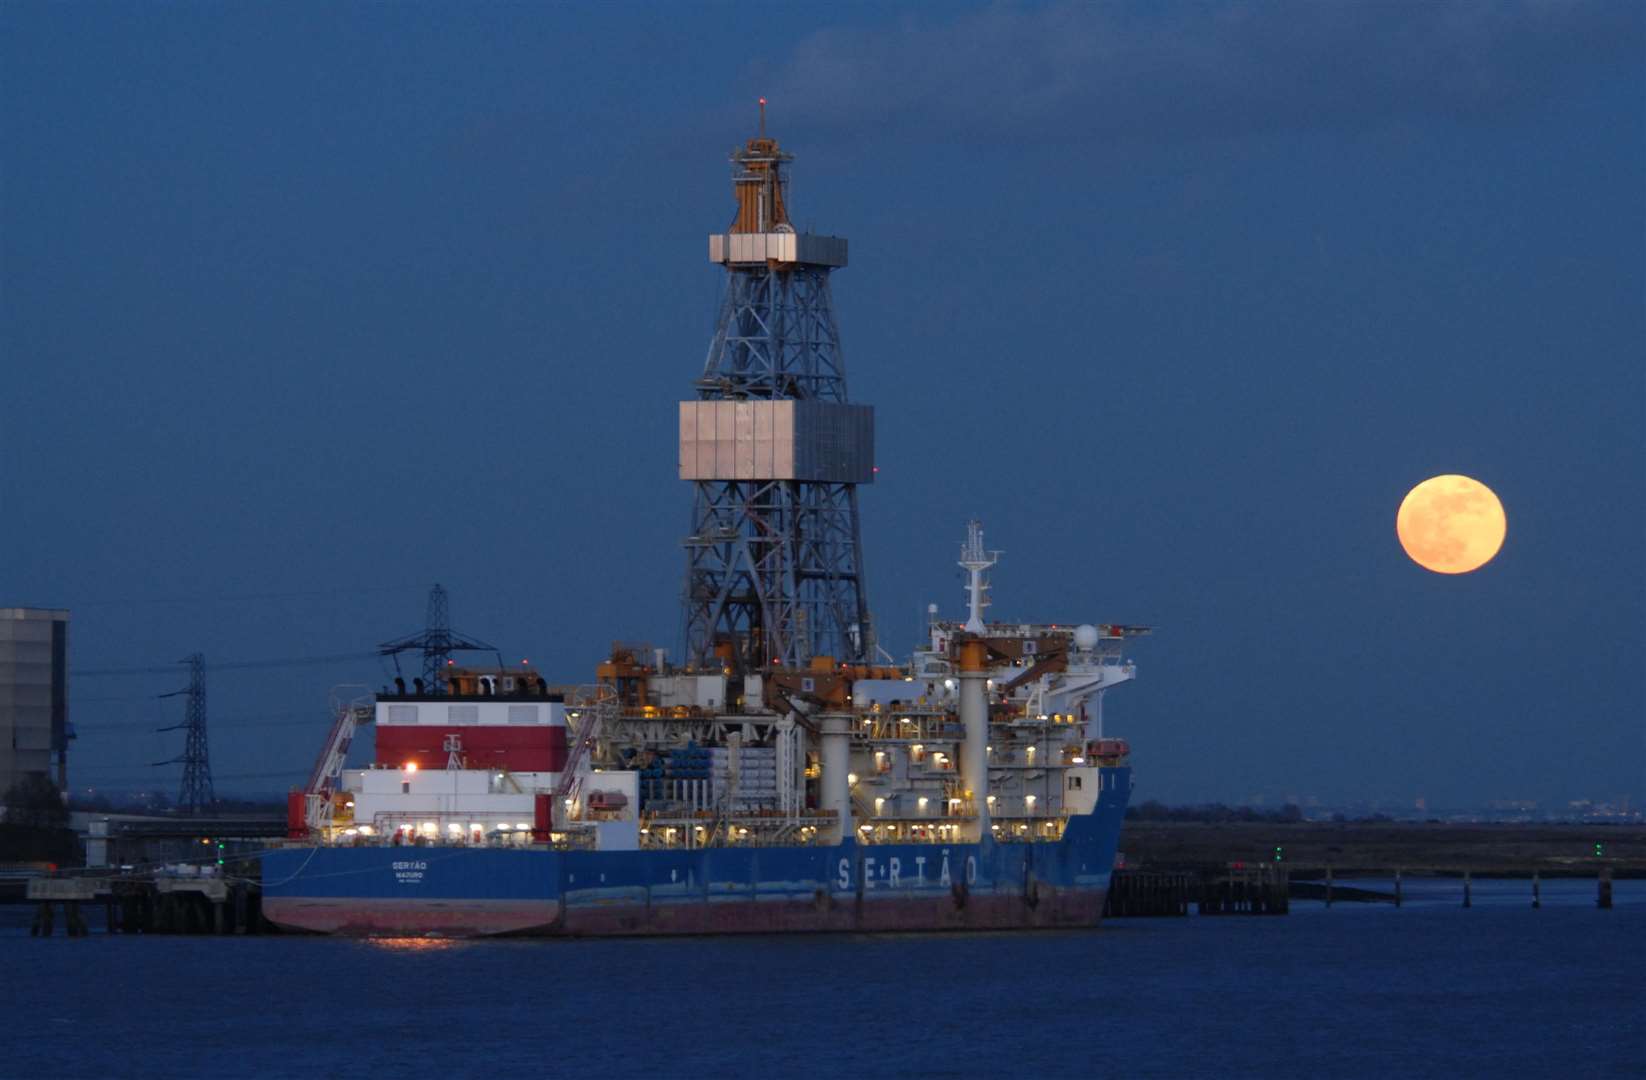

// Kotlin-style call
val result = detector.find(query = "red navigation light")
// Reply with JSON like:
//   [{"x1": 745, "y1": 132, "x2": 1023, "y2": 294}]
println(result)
[{"x1": 759, "y1": 97, "x2": 767, "y2": 105}]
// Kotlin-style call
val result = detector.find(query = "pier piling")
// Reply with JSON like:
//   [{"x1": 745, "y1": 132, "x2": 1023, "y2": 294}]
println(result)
[{"x1": 25, "y1": 870, "x2": 267, "y2": 935}]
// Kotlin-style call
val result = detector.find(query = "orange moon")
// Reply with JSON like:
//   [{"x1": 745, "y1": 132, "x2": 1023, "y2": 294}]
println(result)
[{"x1": 1396, "y1": 475, "x2": 1506, "y2": 574}]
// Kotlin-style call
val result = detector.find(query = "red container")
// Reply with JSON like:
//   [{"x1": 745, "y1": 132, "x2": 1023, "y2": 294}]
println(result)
[
  {"x1": 286, "y1": 791, "x2": 308, "y2": 839},
  {"x1": 533, "y1": 793, "x2": 553, "y2": 842}
]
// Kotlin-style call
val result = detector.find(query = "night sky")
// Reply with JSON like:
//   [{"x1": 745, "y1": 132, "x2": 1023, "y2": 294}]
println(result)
[{"x1": 4, "y1": 3, "x2": 1641, "y2": 809}]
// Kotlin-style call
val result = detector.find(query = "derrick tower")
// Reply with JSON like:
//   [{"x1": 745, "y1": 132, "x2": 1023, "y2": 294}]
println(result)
[{"x1": 681, "y1": 103, "x2": 874, "y2": 672}]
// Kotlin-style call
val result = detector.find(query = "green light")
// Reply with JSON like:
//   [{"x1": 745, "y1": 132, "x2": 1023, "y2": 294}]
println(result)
[
  {"x1": 1594, "y1": 842, "x2": 1604, "y2": 857},
  {"x1": 216, "y1": 841, "x2": 226, "y2": 867},
  {"x1": 1274, "y1": 846, "x2": 1283, "y2": 863}
]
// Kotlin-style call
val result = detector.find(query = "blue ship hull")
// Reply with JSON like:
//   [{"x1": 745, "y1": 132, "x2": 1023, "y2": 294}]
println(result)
[{"x1": 261, "y1": 767, "x2": 1131, "y2": 937}]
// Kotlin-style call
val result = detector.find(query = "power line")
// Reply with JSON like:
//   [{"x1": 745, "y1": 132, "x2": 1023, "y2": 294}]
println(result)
[
  {"x1": 59, "y1": 583, "x2": 431, "y2": 611},
  {"x1": 73, "y1": 651, "x2": 382, "y2": 678},
  {"x1": 69, "y1": 767, "x2": 307, "y2": 782},
  {"x1": 75, "y1": 714, "x2": 325, "y2": 733}
]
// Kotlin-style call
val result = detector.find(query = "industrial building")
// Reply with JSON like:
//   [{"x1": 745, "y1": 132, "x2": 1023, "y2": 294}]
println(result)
[{"x1": 0, "y1": 607, "x2": 70, "y2": 794}]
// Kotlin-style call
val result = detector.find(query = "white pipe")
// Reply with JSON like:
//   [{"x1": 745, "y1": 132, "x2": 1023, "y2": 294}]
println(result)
[
  {"x1": 820, "y1": 714, "x2": 852, "y2": 837},
  {"x1": 959, "y1": 669, "x2": 989, "y2": 837}
]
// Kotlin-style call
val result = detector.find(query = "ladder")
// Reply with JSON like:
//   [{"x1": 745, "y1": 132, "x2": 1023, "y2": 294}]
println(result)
[
  {"x1": 303, "y1": 694, "x2": 372, "y2": 832},
  {"x1": 552, "y1": 684, "x2": 617, "y2": 803}
]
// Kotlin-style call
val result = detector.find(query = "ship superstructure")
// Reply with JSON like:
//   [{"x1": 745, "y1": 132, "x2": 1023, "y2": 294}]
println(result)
[{"x1": 263, "y1": 112, "x2": 1145, "y2": 938}]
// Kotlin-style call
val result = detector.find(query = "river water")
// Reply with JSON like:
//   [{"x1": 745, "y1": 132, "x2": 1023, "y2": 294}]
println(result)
[{"x1": 4, "y1": 878, "x2": 1641, "y2": 1078}]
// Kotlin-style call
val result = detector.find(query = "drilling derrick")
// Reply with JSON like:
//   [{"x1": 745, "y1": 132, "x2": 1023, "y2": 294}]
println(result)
[{"x1": 681, "y1": 104, "x2": 873, "y2": 672}]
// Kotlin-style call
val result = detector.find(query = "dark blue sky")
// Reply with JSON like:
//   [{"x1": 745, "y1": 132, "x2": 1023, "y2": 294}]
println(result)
[{"x1": 4, "y1": 2, "x2": 1641, "y2": 808}]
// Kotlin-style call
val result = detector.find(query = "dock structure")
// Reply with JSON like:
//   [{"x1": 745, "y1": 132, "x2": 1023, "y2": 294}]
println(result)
[
  {"x1": 1105, "y1": 865, "x2": 1289, "y2": 917},
  {"x1": 26, "y1": 867, "x2": 266, "y2": 936}
]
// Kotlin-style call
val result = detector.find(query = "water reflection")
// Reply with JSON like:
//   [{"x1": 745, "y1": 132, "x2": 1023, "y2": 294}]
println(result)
[{"x1": 363, "y1": 936, "x2": 465, "y2": 952}]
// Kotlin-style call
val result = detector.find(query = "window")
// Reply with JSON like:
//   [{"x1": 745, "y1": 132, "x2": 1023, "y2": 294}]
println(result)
[
  {"x1": 508, "y1": 705, "x2": 538, "y2": 725},
  {"x1": 387, "y1": 705, "x2": 417, "y2": 724},
  {"x1": 447, "y1": 705, "x2": 479, "y2": 725}
]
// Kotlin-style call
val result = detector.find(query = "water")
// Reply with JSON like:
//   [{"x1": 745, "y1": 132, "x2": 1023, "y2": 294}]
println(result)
[{"x1": 4, "y1": 880, "x2": 1642, "y2": 1079}]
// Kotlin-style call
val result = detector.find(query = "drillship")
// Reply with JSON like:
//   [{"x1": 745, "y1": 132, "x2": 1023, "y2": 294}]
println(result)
[{"x1": 261, "y1": 111, "x2": 1147, "y2": 937}]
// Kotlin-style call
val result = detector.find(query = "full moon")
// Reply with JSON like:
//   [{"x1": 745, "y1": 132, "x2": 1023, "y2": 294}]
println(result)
[{"x1": 1396, "y1": 474, "x2": 1506, "y2": 574}]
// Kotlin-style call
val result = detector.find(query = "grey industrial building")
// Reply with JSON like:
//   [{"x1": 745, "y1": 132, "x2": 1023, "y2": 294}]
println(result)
[{"x1": 1, "y1": 607, "x2": 70, "y2": 794}]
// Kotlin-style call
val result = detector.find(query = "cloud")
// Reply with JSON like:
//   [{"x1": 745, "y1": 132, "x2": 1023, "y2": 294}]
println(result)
[{"x1": 759, "y1": 1, "x2": 1641, "y2": 144}]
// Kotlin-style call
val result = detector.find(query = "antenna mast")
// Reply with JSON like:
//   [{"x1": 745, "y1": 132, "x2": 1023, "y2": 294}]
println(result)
[{"x1": 959, "y1": 520, "x2": 1000, "y2": 635}]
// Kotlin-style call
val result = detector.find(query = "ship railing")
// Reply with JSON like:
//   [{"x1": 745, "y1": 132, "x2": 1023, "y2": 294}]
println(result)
[{"x1": 639, "y1": 822, "x2": 828, "y2": 849}]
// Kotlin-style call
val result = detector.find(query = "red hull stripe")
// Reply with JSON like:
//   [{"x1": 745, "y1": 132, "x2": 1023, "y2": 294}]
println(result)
[{"x1": 263, "y1": 889, "x2": 1109, "y2": 938}]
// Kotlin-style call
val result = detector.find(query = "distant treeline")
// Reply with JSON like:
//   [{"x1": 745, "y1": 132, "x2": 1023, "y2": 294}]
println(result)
[{"x1": 1126, "y1": 800, "x2": 1307, "y2": 824}]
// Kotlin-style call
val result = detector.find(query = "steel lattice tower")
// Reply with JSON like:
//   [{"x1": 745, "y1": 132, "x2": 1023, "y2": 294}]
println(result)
[
  {"x1": 158, "y1": 653, "x2": 215, "y2": 814},
  {"x1": 378, "y1": 584, "x2": 497, "y2": 693},
  {"x1": 681, "y1": 106, "x2": 874, "y2": 671}
]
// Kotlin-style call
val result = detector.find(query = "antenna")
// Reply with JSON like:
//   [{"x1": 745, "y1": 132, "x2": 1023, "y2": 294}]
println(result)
[
  {"x1": 758, "y1": 96, "x2": 767, "y2": 139},
  {"x1": 958, "y1": 520, "x2": 1001, "y2": 635}
]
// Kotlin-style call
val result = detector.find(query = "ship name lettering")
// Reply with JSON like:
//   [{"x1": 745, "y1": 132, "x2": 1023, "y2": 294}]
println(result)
[
  {"x1": 888, "y1": 857, "x2": 901, "y2": 887},
  {"x1": 966, "y1": 855, "x2": 977, "y2": 885},
  {"x1": 392, "y1": 859, "x2": 427, "y2": 885},
  {"x1": 862, "y1": 856, "x2": 876, "y2": 890},
  {"x1": 939, "y1": 854, "x2": 951, "y2": 887},
  {"x1": 837, "y1": 858, "x2": 850, "y2": 890},
  {"x1": 914, "y1": 856, "x2": 926, "y2": 882}
]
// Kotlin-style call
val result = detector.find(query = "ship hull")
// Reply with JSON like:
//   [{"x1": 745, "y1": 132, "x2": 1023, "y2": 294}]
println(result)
[{"x1": 262, "y1": 767, "x2": 1130, "y2": 938}]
